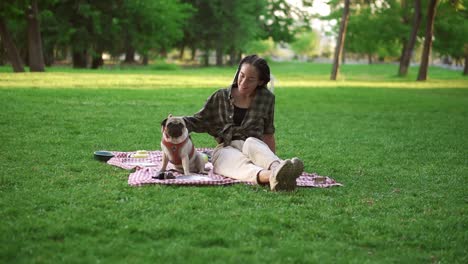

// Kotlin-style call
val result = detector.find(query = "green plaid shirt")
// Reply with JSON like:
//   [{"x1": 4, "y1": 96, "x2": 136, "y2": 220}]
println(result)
[{"x1": 184, "y1": 86, "x2": 275, "y2": 146}]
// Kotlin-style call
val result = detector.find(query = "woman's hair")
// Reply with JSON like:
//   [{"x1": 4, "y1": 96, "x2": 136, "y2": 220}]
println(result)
[{"x1": 232, "y1": 55, "x2": 270, "y2": 89}]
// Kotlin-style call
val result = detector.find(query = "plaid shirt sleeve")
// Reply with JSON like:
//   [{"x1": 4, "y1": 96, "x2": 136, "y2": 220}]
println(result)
[
  {"x1": 262, "y1": 92, "x2": 275, "y2": 135},
  {"x1": 184, "y1": 89, "x2": 222, "y2": 134}
]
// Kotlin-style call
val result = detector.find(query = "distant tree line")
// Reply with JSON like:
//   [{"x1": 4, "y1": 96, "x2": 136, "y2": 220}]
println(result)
[
  {"x1": 327, "y1": 0, "x2": 468, "y2": 79},
  {"x1": 1, "y1": 0, "x2": 466, "y2": 79},
  {"x1": 0, "y1": 0, "x2": 311, "y2": 72}
]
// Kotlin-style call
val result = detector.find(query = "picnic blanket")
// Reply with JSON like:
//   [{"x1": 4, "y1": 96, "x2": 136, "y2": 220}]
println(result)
[{"x1": 107, "y1": 149, "x2": 342, "y2": 188}]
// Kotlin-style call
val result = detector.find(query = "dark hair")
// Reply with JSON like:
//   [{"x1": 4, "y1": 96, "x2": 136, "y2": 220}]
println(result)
[{"x1": 232, "y1": 55, "x2": 270, "y2": 89}]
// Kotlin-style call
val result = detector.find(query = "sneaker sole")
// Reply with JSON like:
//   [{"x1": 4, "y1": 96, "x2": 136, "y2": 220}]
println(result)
[
  {"x1": 291, "y1": 157, "x2": 304, "y2": 177},
  {"x1": 272, "y1": 160, "x2": 297, "y2": 191}
]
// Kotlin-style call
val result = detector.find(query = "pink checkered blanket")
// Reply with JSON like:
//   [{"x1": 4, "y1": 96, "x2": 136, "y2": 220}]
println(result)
[{"x1": 107, "y1": 149, "x2": 342, "y2": 188}]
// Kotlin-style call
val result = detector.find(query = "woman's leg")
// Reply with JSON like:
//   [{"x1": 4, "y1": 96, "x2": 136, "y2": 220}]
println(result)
[
  {"x1": 243, "y1": 137, "x2": 304, "y2": 174},
  {"x1": 212, "y1": 141, "x2": 263, "y2": 183},
  {"x1": 213, "y1": 138, "x2": 304, "y2": 191},
  {"x1": 242, "y1": 137, "x2": 281, "y2": 169},
  {"x1": 243, "y1": 137, "x2": 305, "y2": 191}
]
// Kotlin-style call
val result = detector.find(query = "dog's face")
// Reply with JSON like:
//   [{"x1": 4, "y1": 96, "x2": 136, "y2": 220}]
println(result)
[{"x1": 161, "y1": 115, "x2": 187, "y2": 139}]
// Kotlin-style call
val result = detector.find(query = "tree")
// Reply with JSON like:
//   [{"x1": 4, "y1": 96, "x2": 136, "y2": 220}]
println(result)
[
  {"x1": 243, "y1": 38, "x2": 275, "y2": 57},
  {"x1": 180, "y1": 0, "x2": 267, "y2": 66},
  {"x1": 398, "y1": 0, "x2": 422, "y2": 76},
  {"x1": 0, "y1": 18, "x2": 25, "y2": 72},
  {"x1": 331, "y1": 0, "x2": 350, "y2": 80},
  {"x1": 433, "y1": 1, "x2": 468, "y2": 75},
  {"x1": 346, "y1": 2, "x2": 404, "y2": 64},
  {"x1": 290, "y1": 31, "x2": 319, "y2": 60},
  {"x1": 207, "y1": 0, "x2": 255, "y2": 66},
  {"x1": 417, "y1": 0, "x2": 439, "y2": 81},
  {"x1": 53, "y1": 1, "x2": 98, "y2": 68},
  {"x1": 40, "y1": 0, "x2": 190, "y2": 68},
  {"x1": 1, "y1": 0, "x2": 53, "y2": 72},
  {"x1": 465, "y1": 44, "x2": 468, "y2": 75},
  {"x1": 0, "y1": 1, "x2": 28, "y2": 72},
  {"x1": 180, "y1": 0, "x2": 311, "y2": 66},
  {"x1": 39, "y1": 1, "x2": 119, "y2": 68},
  {"x1": 27, "y1": 0, "x2": 45, "y2": 72},
  {"x1": 260, "y1": 0, "x2": 311, "y2": 43},
  {"x1": 117, "y1": 0, "x2": 191, "y2": 64}
]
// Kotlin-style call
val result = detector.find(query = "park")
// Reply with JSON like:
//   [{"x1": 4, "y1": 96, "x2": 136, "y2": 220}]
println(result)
[{"x1": 1, "y1": 0, "x2": 467, "y2": 263}]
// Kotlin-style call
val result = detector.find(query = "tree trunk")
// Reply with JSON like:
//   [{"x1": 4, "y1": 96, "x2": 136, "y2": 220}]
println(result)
[
  {"x1": 399, "y1": 0, "x2": 422, "y2": 77},
  {"x1": 203, "y1": 49, "x2": 209, "y2": 66},
  {"x1": 464, "y1": 53, "x2": 468, "y2": 76},
  {"x1": 124, "y1": 47, "x2": 135, "y2": 63},
  {"x1": 216, "y1": 47, "x2": 223, "y2": 66},
  {"x1": 0, "y1": 39, "x2": 4, "y2": 65},
  {"x1": 27, "y1": 0, "x2": 45, "y2": 72},
  {"x1": 228, "y1": 47, "x2": 236, "y2": 66},
  {"x1": 342, "y1": 47, "x2": 346, "y2": 64},
  {"x1": 43, "y1": 46, "x2": 54, "y2": 67},
  {"x1": 331, "y1": 0, "x2": 350, "y2": 80},
  {"x1": 179, "y1": 44, "x2": 185, "y2": 60},
  {"x1": 0, "y1": 18, "x2": 25, "y2": 72},
  {"x1": 368, "y1": 53, "x2": 372, "y2": 64},
  {"x1": 91, "y1": 53, "x2": 103, "y2": 69},
  {"x1": 417, "y1": 0, "x2": 438, "y2": 81},
  {"x1": 72, "y1": 50, "x2": 88, "y2": 68},
  {"x1": 142, "y1": 54, "x2": 149, "y2": 65},
  {"x1": 191, "y1": 47, "x2": 196, "y2": 61},
  {"x1": 399, "y1": 41, "x2": 407, "y2": 67},
  {"x1": 399, "y1": 0, "x2": 409, "y2": 70}
]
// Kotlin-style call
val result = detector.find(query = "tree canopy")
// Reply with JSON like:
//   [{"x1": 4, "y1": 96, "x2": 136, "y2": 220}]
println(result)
[
  {"x1": 1, "y1": 0, "x2": 312, "y2": 69},
  {"x1": 0, "y1": 0, "x2": 466, "y2": 74}
]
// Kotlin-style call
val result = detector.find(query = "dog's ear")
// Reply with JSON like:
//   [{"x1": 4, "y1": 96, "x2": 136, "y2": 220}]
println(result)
[
  {"x1": 161, "y1": 118, "x2": 168, "y2": 128},
  {"x1": 161, "y1": 118, "x2": 168, "y2": 134},
  {"x1": 167, "y1": 114, "x2": 173, "y2": 118}
]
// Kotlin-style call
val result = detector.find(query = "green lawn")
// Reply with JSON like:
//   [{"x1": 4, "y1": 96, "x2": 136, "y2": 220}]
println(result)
[{"x1": 0, "y1": 62, "x2": 467, "y2": 263}]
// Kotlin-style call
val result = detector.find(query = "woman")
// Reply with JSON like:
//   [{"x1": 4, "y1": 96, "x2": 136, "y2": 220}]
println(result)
[{"x1": 184, "y1": 55, "x2": 303, "y2": 191}]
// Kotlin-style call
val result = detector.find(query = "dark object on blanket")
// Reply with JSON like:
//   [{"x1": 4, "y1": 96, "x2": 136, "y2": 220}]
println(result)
[
  {"x1": 94, "y1": 151, "x2": 114, "y2": 162},
  {"x1": 153, "y1": 171, "x2": 176, "y2": 180}
]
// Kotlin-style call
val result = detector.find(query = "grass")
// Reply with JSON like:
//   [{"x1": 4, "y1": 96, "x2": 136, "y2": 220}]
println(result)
[
  {"x1": 0, "y1": 62, "x2": 467, "y2": 263},
  {"x1": 1, "y1": 62, "x2": 467, "y2": 89}
]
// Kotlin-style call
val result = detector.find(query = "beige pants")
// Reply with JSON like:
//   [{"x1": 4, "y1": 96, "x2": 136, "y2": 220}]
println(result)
[{"x1": 212, "y1": 137, "x2": 280, "y2": 183}]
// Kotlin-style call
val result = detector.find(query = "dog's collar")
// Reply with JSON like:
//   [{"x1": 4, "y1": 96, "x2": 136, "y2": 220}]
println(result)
[{"x1": 162, "y1": 137, "x2": 195, "y2": 165}]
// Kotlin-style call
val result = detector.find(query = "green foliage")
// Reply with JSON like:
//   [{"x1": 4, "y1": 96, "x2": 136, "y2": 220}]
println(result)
[
  {"x1": 1, "y1": 0, "x2": 192, "y2": 65},
  {"x1": 1, "y1": 0, "x2": 466, "y2": 68},
  {"x1": 290, "y1": 31, "x2": 320, "y2": 58},
  {"x1": 0, "y1": 63, "x2": 467, "y2": 263},
  {"x1": 119, "y1": 0, "x2": 193, "y2": 55},
  {"x1": 346, "y1": 0, "x2": 405, "y2": 60},
  {"x1": 181, "y1": 0, "x2": 267, "y2": 55},
  {"x1": 243, "y1": 38, "x2": 276, "y2": 57},
  {"x1": 0, "y1": 1, "x2": 30, "y2": 58},
  {"x1": 259, "y1": 0, "x2": 311, "y2": 43},
  {"x1": 0, "y1": 1, "x2": 25, "y2": 19},
  {"x1": 433, "y1": 2, "x2": 468, "y2": 59},
  {"x1": 180, "y1": 0, "x2": 311, "y2": 61}
]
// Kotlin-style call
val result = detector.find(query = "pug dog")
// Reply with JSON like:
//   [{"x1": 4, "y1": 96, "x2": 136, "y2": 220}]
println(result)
[{"x1": 158, "y1": 114, "x2": 206, "y2": 178}]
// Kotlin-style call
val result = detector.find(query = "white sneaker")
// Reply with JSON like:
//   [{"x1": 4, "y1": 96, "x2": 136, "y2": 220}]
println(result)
[{"x1": 269, "y1": 160, "x2": 297, "y2": 191}]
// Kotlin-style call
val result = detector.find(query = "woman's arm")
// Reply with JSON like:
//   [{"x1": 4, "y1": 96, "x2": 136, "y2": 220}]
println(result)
[
  {"x1": 263, "y1": 134, "x2": 276, "y2": 153},
  {"x1": 262, "y1": 91, "x2": 276, "y2": 153},
  {"x1": 183, "y1": 91, "x2": 219, "y2": 133}
]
